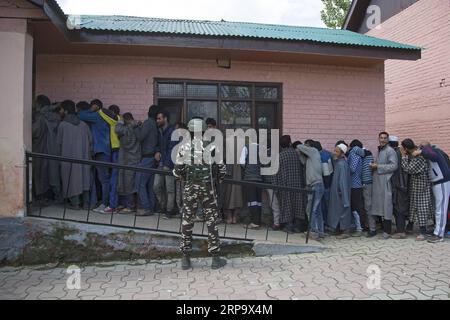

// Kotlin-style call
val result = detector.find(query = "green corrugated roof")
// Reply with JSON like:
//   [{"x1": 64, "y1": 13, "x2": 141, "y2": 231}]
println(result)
[{"x1": 67, "y1": 14, "x2": 420, "y2": 51}]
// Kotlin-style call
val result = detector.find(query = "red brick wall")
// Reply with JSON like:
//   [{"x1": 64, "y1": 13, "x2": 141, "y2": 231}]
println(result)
[
  {"x1": 366, "y1": 0, "x2": 450, "y2": 153},
  {"x1": 35, "y1": 54, "x2": 385, "y2": 153}
]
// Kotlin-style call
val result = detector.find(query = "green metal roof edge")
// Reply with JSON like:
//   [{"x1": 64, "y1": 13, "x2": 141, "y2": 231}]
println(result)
[{"x1": 66, "y1": 14, "x2": 422, "y2": 52}]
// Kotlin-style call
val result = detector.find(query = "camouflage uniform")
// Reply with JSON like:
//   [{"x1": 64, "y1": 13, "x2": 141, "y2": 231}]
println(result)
[{"x1": 173, "y1": 135, "x2": 226, "y2": 255}]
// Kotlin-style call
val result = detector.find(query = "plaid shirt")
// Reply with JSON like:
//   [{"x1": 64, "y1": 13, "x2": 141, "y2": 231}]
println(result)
[
  {"x1": 348, "y1": 147, "x2": 363, "y2": 189},
  {"x1": 401, "y1": 155, "x2": 433, "y2": 227}
]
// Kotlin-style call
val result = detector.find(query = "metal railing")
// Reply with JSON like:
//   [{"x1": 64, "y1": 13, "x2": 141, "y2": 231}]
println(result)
[{"x1": 25, "y1": 151, "x2": 315, "y2": 243}]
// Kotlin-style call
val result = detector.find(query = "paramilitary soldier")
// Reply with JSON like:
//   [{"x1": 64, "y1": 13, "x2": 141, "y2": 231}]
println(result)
[{"x1": 173, "y1": 117, "x2": 227, "y2": 270}]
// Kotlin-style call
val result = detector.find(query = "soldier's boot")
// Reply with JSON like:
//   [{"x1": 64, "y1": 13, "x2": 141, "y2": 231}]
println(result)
[
  {"x1": 211, "y1": 254, "x2": 227, "y2": 270},
  {"x1": 181, "y1": 254, "x2": 191, "y2": 270}
]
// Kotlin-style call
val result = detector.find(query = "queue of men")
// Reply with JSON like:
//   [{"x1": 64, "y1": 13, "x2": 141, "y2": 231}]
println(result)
[
  {"x1": 32, "y1": 96, "x2": 179, "y2": 219},
  {"x1": 262, "y1": 132, "x2": 449, "y2": 243},
  {"x1": 32, "y1": 95, "x2": 450, "y2": 245}
]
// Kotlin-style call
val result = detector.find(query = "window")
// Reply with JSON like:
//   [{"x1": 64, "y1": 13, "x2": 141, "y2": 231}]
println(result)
[
  {"x1": 187, "y1": 84, "x2": 218, "y2": 98},
  {"x1": 157, "y1": 83, "x2": 184, "y2": 97},
  {"x1": 155, "y1": 80, "x2": 281, "y2": 130},
  {"x1": 221, "y1": 85, "x2": 252, "y2": 99},
  {"x1": 221, "y1": 102, "x2": 251, "y2": 126},
  {"x1": 187, "y1": 101, "x2": 218, "y2": 122}
]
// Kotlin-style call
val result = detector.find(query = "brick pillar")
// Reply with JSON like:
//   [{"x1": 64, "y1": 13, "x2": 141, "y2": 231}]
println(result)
[{"x1": 0, "y1": 18, "x2": 33, "y2": 217}]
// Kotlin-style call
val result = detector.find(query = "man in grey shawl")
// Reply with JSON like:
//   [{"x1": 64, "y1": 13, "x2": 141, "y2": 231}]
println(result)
[
  {"x1": 41, "y1": 102, "x2": 64, "y2": 202},
  {"x1": 368, "y1": 132, "x2": 398, "y2": 239},
  {"x1": 275, "y1": 135, "x2": 306, "y2": 233},
  {"x1": 56, "y1": 100, "x2": 92, "y2": 210},
  {"x1": 115, "y1": 112, "x2": 141, "y2": 213},
  {"x1": 32, "y1": 95, "x2": 53, "y2": 204},
  {"x1": 327, "y1": 143, "x2": 352, "y2": 238}
]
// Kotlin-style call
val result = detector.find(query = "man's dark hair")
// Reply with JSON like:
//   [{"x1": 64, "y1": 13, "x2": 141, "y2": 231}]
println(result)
[
  {"x1": 157, "y1": 110, "x2": 170, "y2": 121},
  {"x1": 335, "y1": 140, "x2": 348, "y2": 147},
  {"x1": 175, "y1": 122, "x2": 188, "y2": 130},
  {"x1": 108, "y1": 105, "x2": 120, "y2": 116},
  {"x1": 389, "y1": 141, "x2": 399, "y2": 148},
  {"x1": 206, "y1": 118, "x2": 217, "y2": 127},
  {"x1": 90, "y1": 99, "x2": 103, "y2": 109},
  {"x1": 313, "y1": 140, "x2": 323, "y2": 151},
  {"x1": 379, "y1": 131, "x2": 389, "y2": 138},
  {"x1": 191, "y1": 116, "x2": 204, "y2": 120},
  {"x1": 280, "y1": 135, "x2": 292, "y2": 149},
  {"x1": 304, "y1": 139, "x2": 315, "y2": 147},
  {"x1": 123, "y1": 112, "x2": 134, "y2": 121},
  {"x1": 36, "y1": 95, "x2": 51, "y2": 108},
  {"x1": 148, "y1": 105, "x2": 161, "y2": 119},
  {"x1": 292, "y1": 141, "x2": 302, "y2": 149},
  {"x1": 350, "y1": 139, "x2": 363, "y2": 149},
  {"x1": 401, "y1": 138, "x2": 416, "y2": 151},
  {"x1": 76, "y1": 101, "x2": 90, "y2": 111},
  {"x1": 61, "y1": 100, "x2": 76, "y2": 114}
]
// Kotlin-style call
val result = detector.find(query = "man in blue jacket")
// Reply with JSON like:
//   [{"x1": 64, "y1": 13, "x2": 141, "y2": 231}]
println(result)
[
  {"x1": 78, "y1": 99, "x2": 111, "y2": 213},
  {"x1": 154, "y1": 110, "x2": 177, "y2": 218},
  {"x1": 414, "y1": 142, "x2": 450, "y2": 243}
]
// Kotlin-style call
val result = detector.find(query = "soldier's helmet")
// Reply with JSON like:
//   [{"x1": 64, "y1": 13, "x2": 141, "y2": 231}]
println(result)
[{"x1": 188, "y1": 118, "x2": 206, "y2": 133}]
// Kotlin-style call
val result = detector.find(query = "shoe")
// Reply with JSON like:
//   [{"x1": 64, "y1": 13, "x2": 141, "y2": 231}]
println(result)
[
  {"x1": 283, "y1": 226, "x2": 295, "y2": 234},
  {"x1": 67, "y1": 204, "x2": 81, "y2": 211},
  {"x1": 120, "y1": 207, "x2": 136, "y2": 214},
  {"x1": 136, "y1": 209, "x2": 155, "y2": 216},
  {"x1": 392, "y1": 233, "x2": 407, "y2": 240},
  {"x1": 245, "y1": 223, "x2": 261, "y2": 230},
  {"x1": 428, "y1": 235, "x2": 444, "y2": 243},
  {"x1": 319, "y1": 232, "x2": 330, "y2": 238},
  {"x1": 181, "y1": 254, "x2": 191, "y2": 270},
  {"x1": 117, "y1": 205, "x2": 125, "y2": 211},
  {"x1": 271, "y1": 224, "x2": 281, "y2": 231},
  {"x1": 162, "y1": 213, "x2": 172, "y2": 220},
  {"x1": 211, "y1": 255, "x2": 227, "y2": 270},
  {"x1": 366, "y1": 231, "x2": 377, "y2": 238},
  {"x1": 416, "y1": 234, "x2": 427, "y2": 241},
  {"x1": 309, "y1": 232, "x2": 320, "y2": 241},
  {"x1": 337, "y1": 232, "x2": 351, "y2": 239},
  {"x1": 102, "y1": 206, "x2": 117, "y2": 214},
  {"x1": 93, "y1": 204, "x2": 106, "y2": 213},
  {"x1": 351, "y1": 231, "x2": 363, "y2": 237},
  {"x1": 193, "y1": 216, "x2": 205, "y2": 222},
  {"x1": 82, "y1": 203, "x2": 97, "y2": 211},
  {"x1": 382, "y1": 232, "x2": 391, "y2": 240}
]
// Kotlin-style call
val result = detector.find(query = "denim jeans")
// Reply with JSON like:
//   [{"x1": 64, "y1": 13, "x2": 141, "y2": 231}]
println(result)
[
  {"x1": 308, "y1": 182, "x2": 325, "y2": 234},
  {"x1": 95, "y1": 153, "x2": 111, "y2": 206},
  {"x1": 153, "y1": 167, "x2": 176, "y2": 212},
  {"x1": 136, "y1": 157, "x2": 156, "y2": 211},
  {"x1": 89, "y1": 167, "x2": 98, "y2": 207},
  {"x1": 321, "y1": 188, "x2": 330, "y2": 228},
  {"x1": 109, "y1": 151, "x2": 119, "y2": 209}
]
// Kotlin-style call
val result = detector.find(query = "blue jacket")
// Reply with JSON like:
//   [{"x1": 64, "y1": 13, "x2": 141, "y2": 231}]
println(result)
[
  {"x1": 159, "y1": 125, "x2": 177, "y2": 169},
  {"x1": 421, "y1": 146, "x2": 450, "y2": 185},
  {"x1": 320, "y1": 150, "x2": 333, "y2": 189},
  {"x1": 78, "y1": 110, "x2": 111, "y2": 156}
]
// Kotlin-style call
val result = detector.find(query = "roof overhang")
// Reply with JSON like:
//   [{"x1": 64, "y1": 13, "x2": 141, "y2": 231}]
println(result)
[
  {"x1": 35, "y1": 0, "x2": 420, "y2": 61},
  {"x1": 343, "y1": 0, "x2": 371, "y2": 32}
]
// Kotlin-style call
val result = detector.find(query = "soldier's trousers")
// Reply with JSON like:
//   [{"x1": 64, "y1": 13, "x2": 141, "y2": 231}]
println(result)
[{"x1": 180, "y1": 182, "x2": 220, "y2": 255}]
